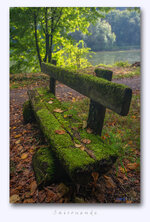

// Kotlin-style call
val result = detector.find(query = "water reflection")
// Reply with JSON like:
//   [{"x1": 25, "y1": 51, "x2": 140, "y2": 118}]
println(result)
[{"x1": 88, "y1": 49, "x2": 140, "y2": 65}]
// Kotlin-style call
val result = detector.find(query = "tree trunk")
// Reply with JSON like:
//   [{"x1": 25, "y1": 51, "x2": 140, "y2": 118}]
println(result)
[
  {"x1": 43, "y1": 8, "x2": 49, "y2": 63},
  {"x1": 33, "y1": 12, "x2": 42, "y2": 69},
  {"x1": 48, "y1": 9, "x2": 54, "y2": 63}
]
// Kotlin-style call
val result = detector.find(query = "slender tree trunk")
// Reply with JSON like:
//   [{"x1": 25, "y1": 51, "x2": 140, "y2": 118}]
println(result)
[
  {"x1": 48, "y1": 33, "x2": 53, "y2": 63},
  {"x1": 48, "y1": 9, "x2": 54, "y2": 63},
  {"x1": 43, "y1": 8, "x2": 49, "y2": 63},
  {"x1": 33, "y1": 12, "x2": 42, "y2": 69}
]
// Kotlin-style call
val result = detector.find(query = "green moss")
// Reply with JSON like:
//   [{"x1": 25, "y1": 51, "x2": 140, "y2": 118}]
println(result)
[
  {"x1": 32, "y1": 147, "x2": 56, "y2": 186},
  {"x1": 95, "y1": 68, "x2": 113, "y2": 81},
  {"x1": 23, "y1": 100, "x2": 35, "y2": 123},
  {"x1": 29, "y1": 87, "x2": 120, "y2": 183},
  {"x1": 32, "y1": 147, "x2": 70, "y2": 186},
  {"x1": 78, "y1": 129, "x2": 119, "y2": 160},
  {"x1": 41, "y1": 63, "x2": 132, "y2": 116}
]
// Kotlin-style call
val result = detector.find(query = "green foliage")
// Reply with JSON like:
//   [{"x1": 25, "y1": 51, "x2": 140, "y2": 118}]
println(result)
[
  {"x1": 10, "y1": 7, "x2": 111, "y2": 74},
  {"x1": 70, "y1": 8, "x2": 140, "y2": 52},
  {"x1": 83, "y1": 19, "x2": 116, "y2": 51},
  {"x1": 70, "y1": 19, "x2": 116, "y2": 51},
  {"x1": 114, "y1": 61, "x2": 130, "y2": 67},
  {"x1": 105, "y1": 9, "x2": 140, "y2": 48},
  {"x1": 53, "y1": 40, "x2": 91, "y2": 70}
]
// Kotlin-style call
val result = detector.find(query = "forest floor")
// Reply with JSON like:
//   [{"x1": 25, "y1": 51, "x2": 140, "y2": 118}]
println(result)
[{"x1": 10, "y1": 66, "x2": 140, "y2": 203}]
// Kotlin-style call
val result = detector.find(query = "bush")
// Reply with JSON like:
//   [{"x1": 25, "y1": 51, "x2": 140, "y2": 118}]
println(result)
[{"x1": 114, "y1": 61, "x2": 130, "y2": 67}]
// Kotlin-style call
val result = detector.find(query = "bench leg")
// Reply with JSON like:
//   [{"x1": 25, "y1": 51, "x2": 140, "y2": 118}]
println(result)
[
  {"x1": 50, "y1": 77, "x2": 56, "y2": 95},
  {"x1": 49, "y1": 59, "x2": 57, "y2": 95},
  {"x1": 87, "y1": 69, "x2": 113, "y2": 136},
  {"x1": 87, "y1": 100, "x2": 106, "y2": 136}
]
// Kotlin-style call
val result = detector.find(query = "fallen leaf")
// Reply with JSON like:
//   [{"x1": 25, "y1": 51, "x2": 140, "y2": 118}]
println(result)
[
  {"x1": 23, "y1": 169, "x2": 30, "y2": 176},
  {"x1": 104, "y1": 175, "x2": 116, "y2": 189},
  {"x1": 82, "y1": 121, "x2": 87, "y2": 129},
  {"x1": 131, "y1": 115, "x2": 136, "y2": 119},
  {"x1": 92, "y1": 172, "x2": 99, "y2": 183},
  {"x1": 79, "y1": 146, "x2": 85, "y2": 151},
  {"x1": 53, "y1": 108, "x2": 64, "y2": 113},
  {"x1": 48, "y1": 101, "x2": 53, "y2": 104},
  {"x1": 14, "y1": 134, "x2": 22, "y2": 138},
  {"x1": 30, "y1": 181, "x2": 37, "y2": 195},
  {"x1": 55, "y1": 130, "x2": 66, "y2": 135},
  {"x1": 127, "y1": 162, "x2": 139, "y2": 170},
  {"x1": 119, "y1": 166, "x2": 127, "y2": 174},
  {"x1": 21, "y1": 153, "x2": 28, "y2": 160},
  {"x1": 38, "y1": 190, "x2": 46, "y2": 202},
  {"x1": 81, "y1": 138, "x2": 91, "y2": 144},
  {"x1": 74, "y1": 143, "x2": 82, "y2": 148},
  {"x1": 56, "y1": 183, "x2": 69, "y2": 197},
  {"x1": 72, "y1": 97, "x2": 76, "y2": 102},
  {"x1": 85, "y1": 149, "x2": 96, "y2": 159},
  {"x1": 126, "y1": 200, "x2": 132, "y2": 203},
  {"x1": 23, "y1": 198, "x2": 34, "y2": 203},
  {"x1": 18, "y1": 145, "x2": 23, "y2": 151},
  {"x1": 10, "y1": 194, "x2": 20, "y2": 203},
  {"x1": 86, "y1": 128, "x2": 93, "y2": 134},
  {"x1": 15, "y1": 139, "x2": 21, "y2": 144},
  {"x1": 128, "y1": 141, "x2": 133, "y2": 145}
]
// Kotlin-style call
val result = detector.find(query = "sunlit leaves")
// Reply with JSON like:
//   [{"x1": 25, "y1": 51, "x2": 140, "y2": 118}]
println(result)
[{"x1": 10, "y1": 7, "x2": 112, "y2": 73}]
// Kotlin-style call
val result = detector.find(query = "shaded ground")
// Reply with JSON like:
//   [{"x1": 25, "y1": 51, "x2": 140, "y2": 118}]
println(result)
[{"x1": 10, "y1": 71, "x2": 140, "y2": 203}]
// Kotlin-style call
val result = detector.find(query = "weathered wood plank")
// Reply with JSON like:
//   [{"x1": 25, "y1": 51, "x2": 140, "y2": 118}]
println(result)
[{"x1": 41, "y1": 62, "x2": 132, "y2": 116}]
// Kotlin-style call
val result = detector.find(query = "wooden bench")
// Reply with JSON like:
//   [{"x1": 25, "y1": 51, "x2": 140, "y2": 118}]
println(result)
[{"x1": 24, "y1": 62, "x2": 132, "y2": 185}]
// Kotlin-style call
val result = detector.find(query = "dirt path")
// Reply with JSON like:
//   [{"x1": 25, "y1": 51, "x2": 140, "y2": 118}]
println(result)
[
  {"x1": 10, "y1": 76, "x2": 140, "y2": 104},
  {"x1": 113, "y1": 76, "x2": 140, "y2": 91}
]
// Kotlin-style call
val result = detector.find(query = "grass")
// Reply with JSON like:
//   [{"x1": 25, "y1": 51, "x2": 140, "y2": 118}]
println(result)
[
  {"x1": 113, "y1": 67, "x2": 140, "y2": 79},
  {"x1": 95, "y1": 63, "x2": 140, "y2": 79},
  {"x1": 10, "y1": 73, "x2": 49, "y2": 89}
]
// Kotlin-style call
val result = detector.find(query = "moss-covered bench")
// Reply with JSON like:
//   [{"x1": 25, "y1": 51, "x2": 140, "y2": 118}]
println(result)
[{"x1": 23, "y1": 62, "x2": 132, "y2": 186}]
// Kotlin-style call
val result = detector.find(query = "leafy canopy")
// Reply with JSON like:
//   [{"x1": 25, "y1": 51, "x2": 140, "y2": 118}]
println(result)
[{"x1": 10, "y1": 7, "x2": 112, "y2": 73}]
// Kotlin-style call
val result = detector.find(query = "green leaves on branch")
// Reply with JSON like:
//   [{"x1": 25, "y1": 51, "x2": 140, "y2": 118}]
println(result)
[{"x1": 10, "y1": 7, "x2": 112, "y2": 73}]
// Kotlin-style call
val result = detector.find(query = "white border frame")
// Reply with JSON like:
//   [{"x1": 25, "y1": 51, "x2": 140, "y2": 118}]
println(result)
[{"x1": 1, "y1": 1, "x2": 149, "y2": 222}]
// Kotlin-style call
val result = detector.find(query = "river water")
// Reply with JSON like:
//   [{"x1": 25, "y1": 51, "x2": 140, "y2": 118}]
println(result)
[{"x1": 88, "y1": 49, "x2": 141, "y2": 66}]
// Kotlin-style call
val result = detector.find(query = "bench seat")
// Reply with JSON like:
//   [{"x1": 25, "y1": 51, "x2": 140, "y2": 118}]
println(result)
[{"x1": 28, "y1": 87, "x2": 119, "y2": 184}]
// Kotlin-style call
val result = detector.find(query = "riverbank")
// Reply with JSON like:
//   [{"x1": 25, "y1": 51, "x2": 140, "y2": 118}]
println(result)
[{"x1": 88, "y1": 49, "x2": 141, "y2": 66}]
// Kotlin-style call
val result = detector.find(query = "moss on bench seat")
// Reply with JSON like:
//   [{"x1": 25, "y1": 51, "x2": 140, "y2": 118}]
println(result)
[{"x1": 27, "y1": 87, "x2": 119, "y2": 184}]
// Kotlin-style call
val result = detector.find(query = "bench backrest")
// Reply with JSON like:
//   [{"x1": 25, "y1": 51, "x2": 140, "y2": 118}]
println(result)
[{"x1": 41, "y1": 62, "x2": 132, "y2": 135}]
